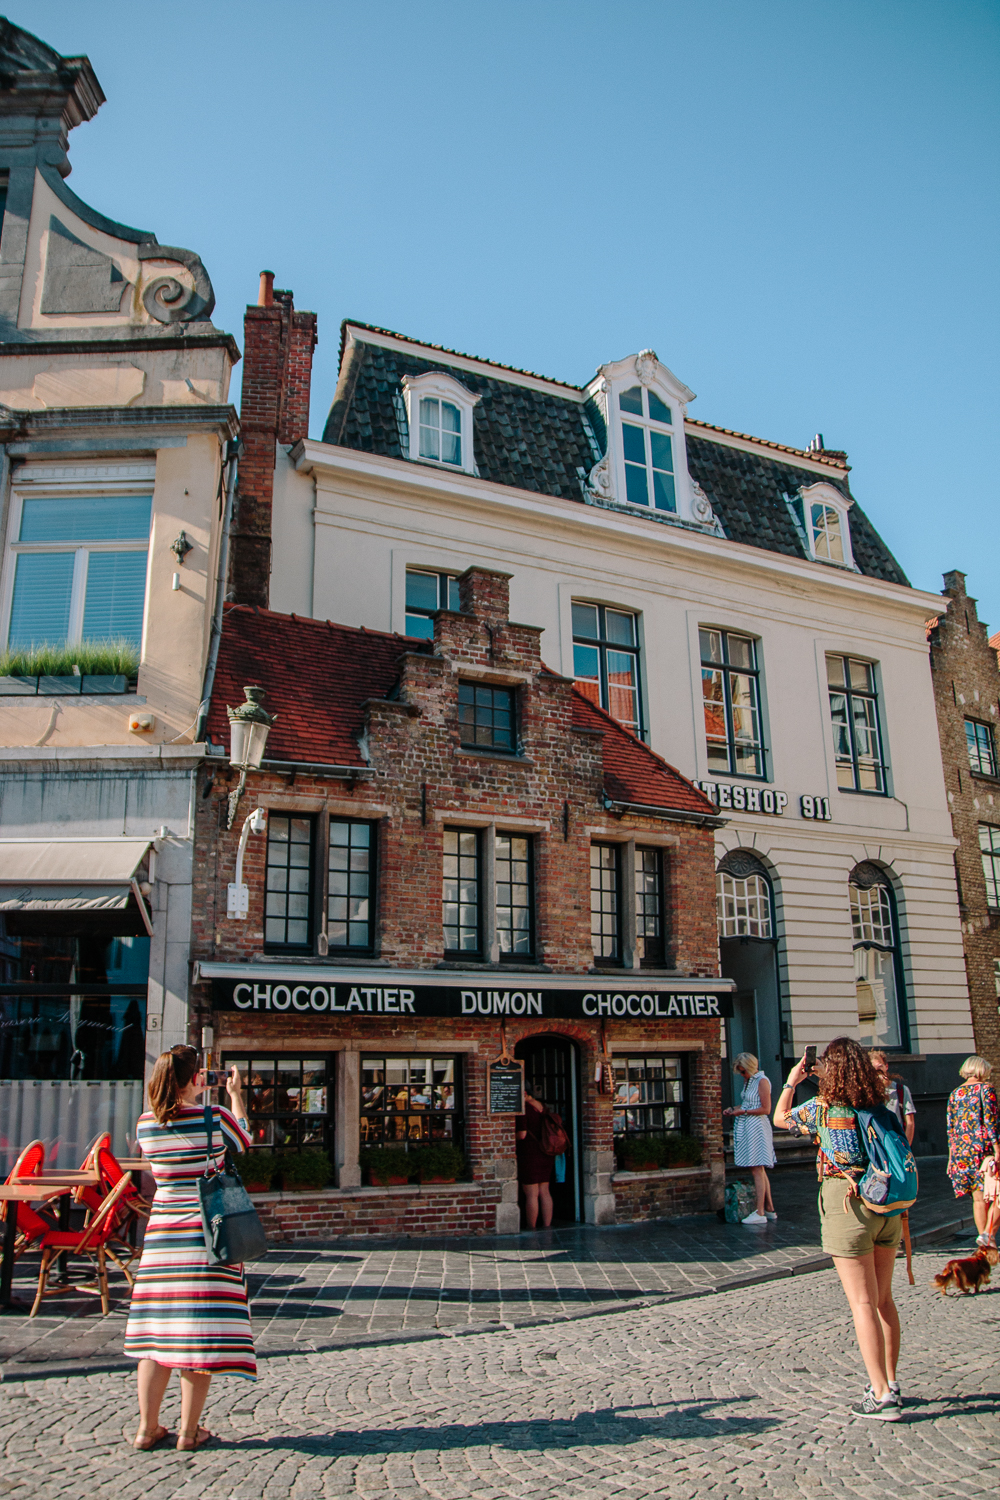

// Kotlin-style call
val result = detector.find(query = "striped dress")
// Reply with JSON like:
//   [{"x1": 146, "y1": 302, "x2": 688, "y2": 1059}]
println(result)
[
  {"x1": 123, "y1": 1104, "x2": 256, "y2": 1379},
  {"x1": 733, "y1": 1071, "x2": 776, "y2": 1168}
]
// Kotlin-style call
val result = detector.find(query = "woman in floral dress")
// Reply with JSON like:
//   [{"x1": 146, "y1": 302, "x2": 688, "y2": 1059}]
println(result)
[{"x1": 946, "y1": 1055, "x2": 999, "y2": 1247}]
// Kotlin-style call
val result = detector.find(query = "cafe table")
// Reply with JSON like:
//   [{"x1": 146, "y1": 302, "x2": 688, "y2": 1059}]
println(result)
[{"x1": 0, "y1": 1169, "x2": 100, "y2": 1311}]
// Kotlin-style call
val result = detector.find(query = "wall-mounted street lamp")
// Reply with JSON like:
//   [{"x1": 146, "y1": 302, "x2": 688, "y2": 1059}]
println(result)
[
  {"x1": 226, "y1": 685, "x2": 276, "y2": 828},
  {"x1": 227, "y1": 805, "x2": 267, "y2": 919}
]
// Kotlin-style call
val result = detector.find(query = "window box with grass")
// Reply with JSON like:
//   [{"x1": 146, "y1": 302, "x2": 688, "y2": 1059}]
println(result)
[{"x1": 0, "y1": 640, "x2": 139, "y2": 695}]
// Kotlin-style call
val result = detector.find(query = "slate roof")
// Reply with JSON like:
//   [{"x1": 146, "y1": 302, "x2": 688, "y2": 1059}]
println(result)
[
  {"x1": 207, "y1": 605, "x2": 714, "y2": 819},
  {"x1": 322, "y1": 323, "x2": 908, "y2": 587}
]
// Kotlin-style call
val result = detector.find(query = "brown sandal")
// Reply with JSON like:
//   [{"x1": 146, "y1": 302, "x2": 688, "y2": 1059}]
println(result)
[
  {"x1": 176, "y1": 1426, "x2": 214, "y2": 1451},
  {"x1": 132, "y1": 1425, "x2": 170, "y2": 1451}
]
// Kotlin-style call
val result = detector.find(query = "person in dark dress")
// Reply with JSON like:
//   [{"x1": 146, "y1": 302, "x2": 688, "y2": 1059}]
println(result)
[{"x1": 515, "y1": 1088, "x2": 554, "y2": 1229}]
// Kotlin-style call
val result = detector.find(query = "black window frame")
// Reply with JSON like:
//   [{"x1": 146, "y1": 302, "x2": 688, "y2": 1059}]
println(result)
[
  {"x1": 699, "y1": 627, "x2": 766, "y2": 779},
  {"x1": 849, "y1": 865, "x2": 909, "y2": 1052},
  {"x1": 327, "y1": 816, "x2": 377, "y2": 955},
  {"x1": 572, "y1": 601, "x2": 644, "y2": 740},
  {"x1": 443, "y1": 826, "x2": 482, "y2": 956},
  {"x1": 827, "y1": 654, "x2": 888, "y2": 795},
  {"x1": 457, "y1": 681, "x2": 516, "y2": 753},
  {"x1": 613, "y1": 1054, "x2": 690, "y2": 1138},
  {"x1": 980, "y1": 825, "x2": 1000, "y2": 909},
  {"x1": 404, "y1": 568, "x2": 461, "y2": 639},
  {"x1": 966, "y1": 719, "x2": 998, "y2": 778},
  {"x1": 263, "y1": 813, "x2": 317, "y2": 954},
  {"x1": 590, "y1": 841, "x2": 621, "y2": 965},
  {"x1": 360, "y1": 1053, "x2": 464, "y2": 1152},
  {"x1": 495, "y1": 830, "x2": 535, "y2": 962},
  {"x1": 222, "y1": 1051, "x2": 332, "y2": 1154},
  {"x1": 635, "y1": 845, "x2": 666, "y2": 968}
]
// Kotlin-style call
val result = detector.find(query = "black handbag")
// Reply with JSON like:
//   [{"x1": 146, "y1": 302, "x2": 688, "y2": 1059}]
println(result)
[{"x1": 197, "y1": 1104, "x2": 268, "y2": 1266}]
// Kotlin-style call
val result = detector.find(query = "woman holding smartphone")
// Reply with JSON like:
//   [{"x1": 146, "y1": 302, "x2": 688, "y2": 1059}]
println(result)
[
  {"x1": 124, "y1": 1046, "x2": 255, "y2": 1451},
  {"x1": 774, "y1": 1038, "x2": 904, "y2": 1422}
]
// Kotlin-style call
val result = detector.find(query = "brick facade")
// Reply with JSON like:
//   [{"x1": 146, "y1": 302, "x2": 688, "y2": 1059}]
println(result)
[
  {"x1": 928, "y1": 571, "x2": 1000, "y2": 1070},
  {"x1": 191, "y1": 568, "x2": 726, "y2": 1238},
  {"x1": 229, "y1": 275, "x2": 317, "y2": 607}
]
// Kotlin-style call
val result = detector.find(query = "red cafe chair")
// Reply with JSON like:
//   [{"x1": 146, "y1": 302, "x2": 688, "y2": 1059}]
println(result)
[
  {"x1": 80, "y1": 1146, "x2": 150, "y2": 1281},
  {"x1": 29, "y1": 1173, "x2": 133, "y2": 1318},
  {"x1": 1, "y1": 1140, "x2": 56, "y2": 1260}
]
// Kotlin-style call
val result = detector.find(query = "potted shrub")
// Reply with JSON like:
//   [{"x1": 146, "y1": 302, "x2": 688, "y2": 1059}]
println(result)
[
  {"x1": 410, "y1": 1143, "x2": 466, "y2": 1183},
  {"x1": 663, "y1": 1134, "x2": 703, "y2": 1168},
  {"x1": 277, "y1": 1147, "x2": 332, "y2": 1192},
  {"x1": 240, "y1": 1149, "x2": 276, "y2": 1193},
  {"x1": 359, "y1": 1145, "x2": 413, "y2": 1186},
  {"x1": 616, "y1": 1134, "x2": 665, "y2": 1172}
]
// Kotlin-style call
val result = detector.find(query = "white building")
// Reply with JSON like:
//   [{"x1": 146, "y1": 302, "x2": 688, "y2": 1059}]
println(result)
[{"x1": 252, "y1": 314, "x2": 971, "y2": 1151}]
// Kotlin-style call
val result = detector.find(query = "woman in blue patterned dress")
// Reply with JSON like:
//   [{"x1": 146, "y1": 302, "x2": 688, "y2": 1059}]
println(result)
[
  {"x1": 946, "y1": 1055, "x2": 999, "y2": 1248},
  {"x1": 724, "y1": 1052, "x2": 776, "y2": 1225},
  {"x1": 125, "y1": 1046, "x2": 255, "y2": 1452}
]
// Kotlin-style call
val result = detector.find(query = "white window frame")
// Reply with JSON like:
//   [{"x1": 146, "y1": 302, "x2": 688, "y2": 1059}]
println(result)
[
  {"x1": 583, "y1": 351, "x2": 699, "y2": 522},
  {"x1": 0, "y1": 463, "x2": 155, "y2": 653},
  {"x1": 796, "y1": 482, "x2": 856, "y2": 569},
  {"x1": 400, "y1": 371, "x2": 480, "y2": 476}
]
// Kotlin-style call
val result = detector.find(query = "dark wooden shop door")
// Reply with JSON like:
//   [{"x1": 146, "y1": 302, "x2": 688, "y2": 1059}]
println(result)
[{"x1": 514, "y1": 1035, "x2": 582, "y2": 1223}]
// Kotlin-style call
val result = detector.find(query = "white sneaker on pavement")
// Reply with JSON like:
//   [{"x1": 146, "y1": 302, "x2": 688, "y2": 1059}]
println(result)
[{"x1": 741, "y1": 1211, "x2": 768, "y2": 1225}]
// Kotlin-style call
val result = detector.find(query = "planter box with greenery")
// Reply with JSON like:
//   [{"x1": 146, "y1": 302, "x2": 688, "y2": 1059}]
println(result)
[
  {"x1": 359, "y1": 1145, "x2": 413, "y2": 1186},
  {"x1": 276, "y1": 1148, "x2": 332, "y2": 1192},
  {"x1": 241, "y1": 1150, "x2": 277, "y2": 1193},
  {"x1": 409, "y1": 1143, "x2": 467, "y2": 1183},
  {"x1": 0, "y1": 640, "x2": 139, "y2": 696},
  {"x1": 615, "y1": 1133, "x2": 703, "y2": 1172}
]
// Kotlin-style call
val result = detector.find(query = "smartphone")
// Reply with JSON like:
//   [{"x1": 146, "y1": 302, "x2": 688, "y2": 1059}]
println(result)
[
  {"x1": 803, "y1": 1046, "x2": 817, "y2": 1073},
  {"x1": 204, "y1": 1069, "x2": 223, "y2": 1087}
]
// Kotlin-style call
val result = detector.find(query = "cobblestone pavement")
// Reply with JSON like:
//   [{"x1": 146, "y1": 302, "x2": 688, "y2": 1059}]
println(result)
[
  {"x1": 1, "y1": 1238, "x2": 998, "y2": 1500},
  {"x1": 0, "y1": 1161, "x2": 968, "y2": 1376}
]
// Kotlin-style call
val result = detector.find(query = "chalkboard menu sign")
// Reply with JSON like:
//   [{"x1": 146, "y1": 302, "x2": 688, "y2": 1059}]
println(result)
[{"x1": 488, "y1": 1059, "x2": 525, "y2": 1115}]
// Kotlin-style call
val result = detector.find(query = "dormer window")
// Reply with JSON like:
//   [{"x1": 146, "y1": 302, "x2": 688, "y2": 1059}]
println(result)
[
  {"x1": 619, "y1": 384, "x2": 676, "y2": 512},
  {"x1": 401, "y1": 372, "x2": 480, "y2": 476},
  {"x1": 792, "y1": 482, "x2": 855, "y2": 569}
]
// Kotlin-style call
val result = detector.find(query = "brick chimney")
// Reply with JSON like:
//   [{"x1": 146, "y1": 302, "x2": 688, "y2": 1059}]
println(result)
[{"x1": 229, "y1": 273, "x2": 318, "y2": 607}]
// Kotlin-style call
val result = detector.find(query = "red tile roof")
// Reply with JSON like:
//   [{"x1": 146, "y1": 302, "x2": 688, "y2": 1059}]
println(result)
[
  {"x1": 570, "y1": 690, "x2": 717, "y2": 818},
  {"x1": 206, "y1": 605, "x2": 422, "y2": 766},
  {"x1": 208, "y1": 605, "x2": 717, "y2": 818}
]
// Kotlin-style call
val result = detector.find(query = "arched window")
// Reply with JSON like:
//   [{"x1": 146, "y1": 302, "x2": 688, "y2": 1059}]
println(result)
[
  {"x1": 716, "y1": 851, "x2": 773, "y2": 939},
  {"x1": 850, "y1": 862, "x2": 906, "y2": 1049}
]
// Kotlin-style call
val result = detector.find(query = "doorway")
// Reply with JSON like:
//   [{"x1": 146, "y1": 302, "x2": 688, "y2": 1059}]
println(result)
[{"x1": 514, "y1": 1034, "x2": 582, "y2": 1224}]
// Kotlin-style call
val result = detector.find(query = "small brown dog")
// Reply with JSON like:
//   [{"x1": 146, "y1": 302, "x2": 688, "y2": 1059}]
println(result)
[{"x1": 932, "y1": 1244, "x2": 999, "y2": 1296}]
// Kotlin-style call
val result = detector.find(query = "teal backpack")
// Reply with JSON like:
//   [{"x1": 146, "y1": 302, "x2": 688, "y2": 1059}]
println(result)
[{"x1": 853, "y1": 1105, "x2": 919, "y2": 1215}]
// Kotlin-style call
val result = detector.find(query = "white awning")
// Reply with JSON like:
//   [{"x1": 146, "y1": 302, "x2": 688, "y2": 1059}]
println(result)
[{"x1": 0, "y1": 840, "x2": 151, "y2": 913}]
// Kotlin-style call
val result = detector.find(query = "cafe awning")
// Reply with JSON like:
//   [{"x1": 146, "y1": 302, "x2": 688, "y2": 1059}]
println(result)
[{"x1": 0, "y1": 839, "x2": 151, "y2": 913}]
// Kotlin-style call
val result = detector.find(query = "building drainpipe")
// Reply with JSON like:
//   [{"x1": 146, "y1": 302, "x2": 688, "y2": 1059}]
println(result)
[{"x1": 196, "y1": 437, "x2": 241, "y2": 742}]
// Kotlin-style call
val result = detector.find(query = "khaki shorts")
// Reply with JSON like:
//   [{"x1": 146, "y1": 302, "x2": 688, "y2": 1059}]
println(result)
[{"x1": 818, "y1": 1177, "x2": 904, "y2": 1258}]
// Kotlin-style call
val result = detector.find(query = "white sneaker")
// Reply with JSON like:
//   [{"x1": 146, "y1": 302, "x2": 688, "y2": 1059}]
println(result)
[
  {"x1": 765, "y1": 1211, "x2": 777, "y2": 1221},
  {"x1": 741, "y1": 1211, "x2": 768, "y2": 1225}
]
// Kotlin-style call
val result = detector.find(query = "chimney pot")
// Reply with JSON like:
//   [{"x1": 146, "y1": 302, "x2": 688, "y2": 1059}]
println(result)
[{"x1": 258, "y1": 270, "x2": 275, "y2": 307}]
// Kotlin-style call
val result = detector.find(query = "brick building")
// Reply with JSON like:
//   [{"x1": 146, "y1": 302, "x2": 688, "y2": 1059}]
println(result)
[
  {"x1": 928, "y1": 571, "x2": 1000, "y2": 1076},
  {"x1": 190, "y1": 569, "x2": 730, "y2": 1238}
]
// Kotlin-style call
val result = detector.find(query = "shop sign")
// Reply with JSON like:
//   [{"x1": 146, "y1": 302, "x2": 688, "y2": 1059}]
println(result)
[
  {"x1": 487, "y1": 1059, "x2": 525, "y2": 1114},
  {"x1": 210, "y1": 977, "x2": 734, "y2": 1020},
  {"x1": 695, "y1": 780, "x2": 834, "y2": 822}
]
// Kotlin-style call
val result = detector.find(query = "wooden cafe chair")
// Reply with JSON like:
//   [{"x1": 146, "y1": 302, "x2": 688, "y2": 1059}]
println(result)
[
  {"x1": 29, "y1": 1174, "x2": 133, "y2": 1318},
  {"x1": 1, "y1": 1140, "x2": 56, "y2": 1260}
]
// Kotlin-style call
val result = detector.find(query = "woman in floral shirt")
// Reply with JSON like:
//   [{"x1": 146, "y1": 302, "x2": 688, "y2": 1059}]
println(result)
[{"x1": 946, "y1": 1055, "x2": 999, "y2": 1248}]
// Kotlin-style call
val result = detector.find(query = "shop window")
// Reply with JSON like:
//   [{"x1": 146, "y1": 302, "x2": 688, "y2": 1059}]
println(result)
[
  {"x1": 4, "y1": 491, "x2": 151, "y2": 650},
  {"x1": 572, "y1": 602, "x2": 643, "y2": 737},
  {"x1": 495, "y1": 832, "x2": 533, "y2": 959},
  {"x1": 613, "y1": 1055, "x2": 688, "y2": 1137},
  {"x1": 328, "y1": 818, "x2": 375, "y2": 952},
  {"x1": 618, "y1": 384, "x2": 676, "y2": 512},
  {"x1": 700, "y1": 628, "x2": 765, "y2": 778},
  {"x1": 717, "y1": 869, "x2": 773, "y2": 938},
  {"x1": 224, "y1": 1054, "x2": 329, "y2": 1152},
  {"x1": 443, "y1": 828, "x2": 481, "y2": 954},
  {"x1": 827, "y1": 654, "x2": 887, "y2": 794},
  {"x1": 635, "y1": 847, "x2": 665, "y2": 966},
  {"x1": 850, "y1": 863, "x2": 906, "y2": 1049},
  {"x1": 405, "y1": 568, "x2": 460, "y2": 638},
  {"x1": 361, "y1": 1055, "x2": 462, "y2": 1149},
  {"x1": 966, "y1": 720, "x2": 998, "y2": 777},
  {"x1": 264, "y1": 814, "x2": 315, "y2": 951},
  {"x1": 458, "y1": 682, "x2": 515, "y2": 751},
  {"x1": 979, "y1": 825, "x2": 1000, "y2": 909},
  {"x1": 590, "y1": 843, "x2": 620, "y2": 962}
]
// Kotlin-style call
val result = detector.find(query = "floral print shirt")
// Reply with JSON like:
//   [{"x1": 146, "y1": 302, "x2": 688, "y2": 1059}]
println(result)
[
  {"x1": 786, "y1": 1095, "x2": 865, "y2": 1176},
  {"x1": 946, "y1": 1081, "x2": 999, "y2": 1194}
]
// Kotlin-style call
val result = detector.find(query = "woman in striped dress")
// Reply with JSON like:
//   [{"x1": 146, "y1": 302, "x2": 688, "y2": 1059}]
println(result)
[
  {"x1": 125, "y1": 1046, "x2": 255, "y2": 1452},
  {"x1": 724, "y1": 1051, "x2": 776, "y2": 1225}
]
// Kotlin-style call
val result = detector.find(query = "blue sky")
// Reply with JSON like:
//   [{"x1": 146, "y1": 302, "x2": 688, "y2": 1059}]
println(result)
[{"x1": 15, "y1": 1, "x2": 1000, "y2": 623}]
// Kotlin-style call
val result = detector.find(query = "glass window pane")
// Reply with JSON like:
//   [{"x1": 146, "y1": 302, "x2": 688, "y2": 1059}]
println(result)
[
  {"x1": 826, "y1": 655, "x2": 846, "y2": 688},
  {"x1": 446, "y1": 576, "x2": 461, "y2": 610},
  {"x1": 619, "y1": 385, "x2": 643, "y2": 415},
  {"x1": 700, "y1": 629, "x2": 723, "y2": 665},
  {"x1": 572, "y1": 603, "x2": 600, "y2": 639},
  {"x1": 7, "y1": 551, "x2": 74, "y2": 648},
  {"x1": 19, "y1": 494, "x2": 151, "y2": 543},
  {"x1": 573, "y1": 644, "x2": 601, "y2": 706},
  {"x1": 607, "y1": 650, "x2": 639, "y2": 731},
  {"x1": 849, "y1": 659, "x2": 874, "y2": 693},
  {"x1": 651, "y1": 470, "x2": 676, "y2": 512},
  {"x1": 624, "y1": 462, "x2": 649, "y2": 506},
  {"x1": 441, "y1": 402, "x2": 461, "y2": 433},
  {"x1": 81, "y1": 550, "x2": 148, "y2": 646},
  {"x1": 405, "y1": 613, "x2": 434, "y2": 639},
  {"x1": 647, "y1": 391, "x2": 672, "y2": 424},
  {"x1": 605, "y1": 609, "x2": 636, "y2": 647},
  {"x1": 622, "y1": 423, "x2": 647, "y2": 465},
  {"x1": 649, "y1": 431, "x2": 673, "y2": 472},
  {"x1": 726, "y1": 634, "x2": 756, "y2": 671},
  {"x1": 406, "y1": 570, "x2": 440, "y2": 611}
]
